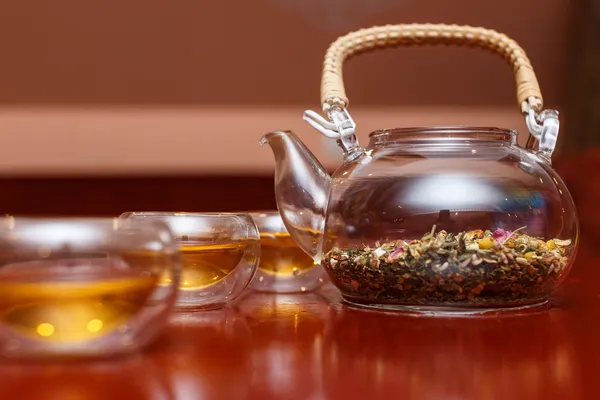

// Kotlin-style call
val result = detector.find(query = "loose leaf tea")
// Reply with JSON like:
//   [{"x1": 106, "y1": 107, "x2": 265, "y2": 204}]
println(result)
[{"x1": 323, "y1": 226, "x2": 572, "y2": 306}]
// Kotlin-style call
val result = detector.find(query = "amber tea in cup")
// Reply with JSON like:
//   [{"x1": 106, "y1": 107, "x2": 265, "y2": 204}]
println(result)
[
  {"x1": 120, "y1": 212, "x2": 260, "y2": 309},
  {"x1": 0, "y1": 217, "x2": 180, "y2": 358},
  {"x1": 249, "y1": 211, "x2": 326, "y2": 293}
]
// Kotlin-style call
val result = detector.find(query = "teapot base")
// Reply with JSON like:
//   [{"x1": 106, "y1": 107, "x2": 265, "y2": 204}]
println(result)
[{"x1": 340, "y1": 295, "x2": 550, "y2": 316}]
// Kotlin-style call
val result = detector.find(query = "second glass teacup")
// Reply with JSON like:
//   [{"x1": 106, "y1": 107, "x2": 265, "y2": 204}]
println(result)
[{"x1": 119, "y1": 212, "x2": 260, "y2": 310}]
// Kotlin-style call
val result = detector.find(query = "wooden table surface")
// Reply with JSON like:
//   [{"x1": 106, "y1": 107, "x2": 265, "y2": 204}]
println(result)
[{"x1": 0, "y1": 245, "x2": 597, "y2": 400}]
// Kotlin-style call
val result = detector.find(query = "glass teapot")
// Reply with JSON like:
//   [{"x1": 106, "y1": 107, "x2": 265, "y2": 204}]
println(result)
[{"x1": 261, "y1": 24, "x2": 578, "y2": 312}]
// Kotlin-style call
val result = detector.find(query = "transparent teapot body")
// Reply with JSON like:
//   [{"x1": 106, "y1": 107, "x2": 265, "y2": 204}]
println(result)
[{"x1": 321, "y1": 127, "x2": 578, "y2": 310}]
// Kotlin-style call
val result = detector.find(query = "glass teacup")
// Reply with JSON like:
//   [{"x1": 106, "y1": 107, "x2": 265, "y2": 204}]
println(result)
[
  {"x1": 249, "y1": 211, "x2": 326, "y2": 293},
  {"x1": 120, "y1": 212, "x2": 260, "y2": 310},
  {"x1": 0, "y1": 217, "x2": 180, "y2": 359}
]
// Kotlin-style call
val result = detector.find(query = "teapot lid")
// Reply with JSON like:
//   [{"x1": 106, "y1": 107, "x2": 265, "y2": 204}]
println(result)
[{"x1": 368, "y1": 126, "x2": 518, "y2": 146}]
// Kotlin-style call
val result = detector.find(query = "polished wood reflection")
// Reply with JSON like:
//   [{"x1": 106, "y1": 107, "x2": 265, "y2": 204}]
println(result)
[{"x1": 0, "y1": 245, "x2": 596, "y2": 399}]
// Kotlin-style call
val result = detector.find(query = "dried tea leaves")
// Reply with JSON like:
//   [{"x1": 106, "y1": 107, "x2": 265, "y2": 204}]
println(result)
[{"x1": 323, "y1": 226, "x2": 572, "y2": 305}]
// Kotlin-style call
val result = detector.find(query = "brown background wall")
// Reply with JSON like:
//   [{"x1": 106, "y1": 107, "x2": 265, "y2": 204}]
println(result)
[{"x1": 0, "y1": 0, "x2": 575, "y2": 108}]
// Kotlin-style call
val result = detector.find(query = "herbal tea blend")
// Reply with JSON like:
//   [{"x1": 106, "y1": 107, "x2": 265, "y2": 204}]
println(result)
[{"x1": 323, "y1": 226, "x2": 572, "y2": 306}]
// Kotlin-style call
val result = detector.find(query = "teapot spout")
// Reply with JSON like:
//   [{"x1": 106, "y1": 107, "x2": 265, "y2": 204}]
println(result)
[{"x1": 260, "y1": 130, "x2": 331, "y2": 262}]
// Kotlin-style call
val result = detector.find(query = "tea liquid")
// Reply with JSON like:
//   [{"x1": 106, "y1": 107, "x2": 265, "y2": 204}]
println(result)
[
  {"x1": 259, "y1": 233, "x2": 314, "y2": 276},
  {"x1": 0, "y1": 268, "x2": 158, "y2": 343},
  {"x1": 176, "y1": 242, "x2": 245, "y2": 290}
]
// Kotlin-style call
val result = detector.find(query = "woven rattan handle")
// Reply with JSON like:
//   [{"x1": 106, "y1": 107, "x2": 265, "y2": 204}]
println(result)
[{"x1": 321, "y1": 24, "x2": 543, "y2": 114}]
